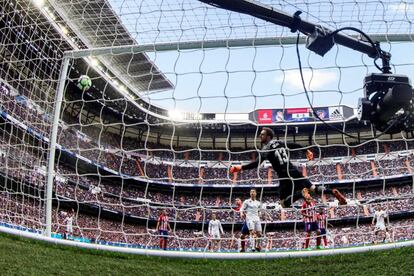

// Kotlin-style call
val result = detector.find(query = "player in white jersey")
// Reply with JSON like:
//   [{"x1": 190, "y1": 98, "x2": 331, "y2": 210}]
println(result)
[
  {"x1": 372, "y1": 205, "x2": 389, "y2": 244},
  {"x1": 208, "y1": 213, "x2": 224, "y2": 252},
  {"x1": 64, "y1": 209, "x2": 74, "y2": 239},
  {"x1": 240, "y1": 188, "x2": 265, "y2": 252},
  {"x1": 341, "y1": 235, "x2": 349, "y2": 246}
]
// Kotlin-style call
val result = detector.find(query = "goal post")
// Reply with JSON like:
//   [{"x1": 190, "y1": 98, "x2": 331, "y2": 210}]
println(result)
[{"x1": 45, "y1": 57, "x2": 71, "y2": 237}]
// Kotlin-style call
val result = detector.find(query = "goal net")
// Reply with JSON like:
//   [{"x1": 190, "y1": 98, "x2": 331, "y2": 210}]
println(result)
[{"x1": 1, "y1": 0, "x2": 414, "y2": 256}]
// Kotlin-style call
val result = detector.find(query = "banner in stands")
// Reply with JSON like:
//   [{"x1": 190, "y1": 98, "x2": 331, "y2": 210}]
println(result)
[
  {"x1": 313, "y1": 107, "x2": 330, "y2": 121},
  {"x1": 328, "y1": 106, "x2": 344, "y2": 121},
  {"x1": 257, "y1": 109, "x2": 273, "y2": 124},
  {"x1": 254, "y1": 106, "x2": 348, "y2": 124},
  {"x1": 273, "y1": 109, "x2": 285, "y2": 122}
]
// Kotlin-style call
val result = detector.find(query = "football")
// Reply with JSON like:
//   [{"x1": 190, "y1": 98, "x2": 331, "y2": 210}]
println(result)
[{"x1": 77, "y1": 75, "x2": 92, "y2": 91}]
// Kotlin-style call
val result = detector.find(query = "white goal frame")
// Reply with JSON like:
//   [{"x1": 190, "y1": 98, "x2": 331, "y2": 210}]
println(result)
[{"x1": 14, "y1": 36, "x2": 413, "y2": 258}]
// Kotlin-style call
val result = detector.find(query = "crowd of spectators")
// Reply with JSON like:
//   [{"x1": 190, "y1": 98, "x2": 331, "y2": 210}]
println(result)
[
  {"x1": 2, "y1": 124, "x2": 414, "y2": 230},
  {"x1": 1, "y1": 126, "x2": 414, "y2": 219},
  {"x1": 52, "y1": 123, "x2": 414, "y2": 185},
  {"x1": 2, "y1": 191, "x2": 414, "y2": 251},
  {"x1": 0, "y1": 85, "x2": 51, "y2": 137},
  {"x1": 8, "y1": 139, "x2": 412, "y2": 227},
  {"x1": 0, "y1": 130, "x2": 47, "y2": 187},
  {"x1": 53, "y1": 163, "x2": 414, "y2": 223}
]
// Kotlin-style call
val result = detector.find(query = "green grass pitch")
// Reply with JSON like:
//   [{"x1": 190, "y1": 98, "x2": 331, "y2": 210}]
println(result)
[{"x1": 1, "y1": 233, "x2": 414, "y2": 275}]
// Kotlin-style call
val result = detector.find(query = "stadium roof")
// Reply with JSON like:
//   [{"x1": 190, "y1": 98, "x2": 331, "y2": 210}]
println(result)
[{"x1": 48, "y1": 0, "x2": 173, "y2": 93}]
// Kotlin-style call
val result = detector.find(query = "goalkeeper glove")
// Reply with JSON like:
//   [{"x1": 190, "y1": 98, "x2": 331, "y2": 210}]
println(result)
[
  {"x1": 306, "y1": 150, "x2": 314, "y2": 161},
  {"x1": 230, "y1": 165, "x2": 242, "y2": 174}
]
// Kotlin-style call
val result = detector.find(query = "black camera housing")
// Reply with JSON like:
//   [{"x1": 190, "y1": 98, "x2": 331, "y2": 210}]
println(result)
[
  {"x1": 358, "y1": 73, "x2": 413, "y2": 134},
  {"x1": 363, "y1": 73, "x2": 411, "y2": 98}
]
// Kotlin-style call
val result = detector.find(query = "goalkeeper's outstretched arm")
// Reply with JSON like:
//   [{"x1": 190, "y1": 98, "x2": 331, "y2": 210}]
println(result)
[{"x1": 230, "y1": 156, "x2": 262, "y2": 174}]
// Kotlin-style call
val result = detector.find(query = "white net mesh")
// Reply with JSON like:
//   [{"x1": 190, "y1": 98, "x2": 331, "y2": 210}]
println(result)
[{"x1": 1, "y1": 0, "x2": 414, "y2": 254}]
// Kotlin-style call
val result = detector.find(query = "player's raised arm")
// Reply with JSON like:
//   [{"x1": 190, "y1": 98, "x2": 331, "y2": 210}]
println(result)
[
  {"x1": 230, "y1": 155, "x2": 262, "y2": 174},
  {"x1": 284, "y1": 142, "x2": 305, "y2": 150},
  {"x1": 230, "y1": 127, "x2": 274, "y2": 174}
]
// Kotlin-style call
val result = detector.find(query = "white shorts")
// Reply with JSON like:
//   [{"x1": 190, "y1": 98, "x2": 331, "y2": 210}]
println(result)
[
  {"x1": 375, "y1": 224, "x2": 386, "y2": 232},
  {"x1": 246, "y1": 220, "x2": 262, "y2": 232},
  {"x1": 66, "y1": 224, "x2": 73, "y2": 233},
  {"x1": 210, "y1": 232, "x2": 221, "y2": 240}
]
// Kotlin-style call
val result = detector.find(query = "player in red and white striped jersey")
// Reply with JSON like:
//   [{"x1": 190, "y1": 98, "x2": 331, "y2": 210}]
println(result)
[
  {"x1": 301, "y1": 196, "x2": 321, "y2": 249},
  {"x1": 302, "y1": 198, "x2": 317, "y2": 223},
  {"x1": 156, "y1": 209, "x2": 171, "y2": 250},
  {"x1": 316, "y1": 208, "x2": 329, "y2": 247}
]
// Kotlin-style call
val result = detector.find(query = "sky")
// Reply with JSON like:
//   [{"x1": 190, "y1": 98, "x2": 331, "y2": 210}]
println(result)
[{"x1": 107, "y1": 0, "x2": 414, "y2": 114}]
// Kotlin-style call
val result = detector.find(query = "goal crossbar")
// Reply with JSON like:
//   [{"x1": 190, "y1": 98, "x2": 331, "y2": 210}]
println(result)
[{"x1": 64, "y1": 34, "x2": 413, "y2": 59}]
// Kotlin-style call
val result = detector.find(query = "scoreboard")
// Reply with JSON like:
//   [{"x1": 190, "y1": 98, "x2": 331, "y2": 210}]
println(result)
[{"x1": 284, "y1": 108, "x2": 312, "y2": 122}]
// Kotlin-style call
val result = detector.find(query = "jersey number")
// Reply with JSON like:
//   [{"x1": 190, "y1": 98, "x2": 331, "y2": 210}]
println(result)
[{"x1": 274, "y1": 148, "x2": 288, "y2": 165}]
